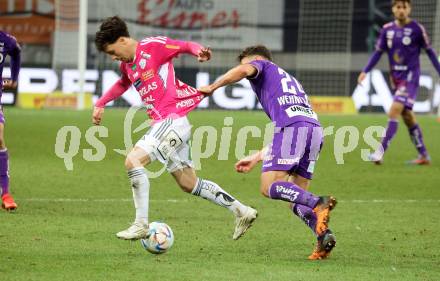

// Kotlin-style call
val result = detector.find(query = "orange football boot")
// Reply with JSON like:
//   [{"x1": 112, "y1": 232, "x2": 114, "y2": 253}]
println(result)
[
  {"x1": 308, "y1": 230, "x2": 336, "y2": 260},
  {"x1": 313, "y1": 196, "x2": 337, "y2": 236},
  {"x1": 1, "y1": 193, "x2": 17, "y2": 211},
  {"x1": 406, "y1": 156, "x2": 431, "y2": 165}
]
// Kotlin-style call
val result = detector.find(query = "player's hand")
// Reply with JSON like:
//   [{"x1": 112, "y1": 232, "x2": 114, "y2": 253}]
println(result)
[
  {"x1": 197, "y1": 47, "x2": 211, "y2": 62},
  {"x1": 198, "y1": 85, "x2": 215, "y2": 96},
  {"x1": 92, "y1": 106, "x2": 104, "y2": 125},
  {"x1": 357, "y1": 72, "x2": 367, "y2": 85},
  {"x1": 2, "y1": 79, "x2": 17, "y2": 90},
  {"x1": 235, "y1": 156, "x2": 258, "y2": 173}
]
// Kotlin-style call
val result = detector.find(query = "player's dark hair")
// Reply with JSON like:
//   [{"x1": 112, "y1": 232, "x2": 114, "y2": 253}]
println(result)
[
  {"x1": 95, "y1": 16, "x2": 130, "y2": 52},
  {"x1": 392, "y1": 0, "x2": 411, "y2": 6},
  {"x1": 237, "y1": 45, "x2": 273, "y2": 62}
]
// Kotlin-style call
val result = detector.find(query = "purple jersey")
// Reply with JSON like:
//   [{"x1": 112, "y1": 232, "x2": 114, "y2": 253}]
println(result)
[
  {"x1": 0, "y1": 31, "x2": 21, "y2": 99},
  {"x1": 248, "y1": 60, "x2": 319, "y2": 128},
  {"x1": 375, "y1": 20, "x2": 430, "y2": 85}
]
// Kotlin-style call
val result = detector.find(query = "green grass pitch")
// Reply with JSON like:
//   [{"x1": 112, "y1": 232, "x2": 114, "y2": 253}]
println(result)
[{"x1": 1, "y1": 108, "x2": 439, "y2": 281}]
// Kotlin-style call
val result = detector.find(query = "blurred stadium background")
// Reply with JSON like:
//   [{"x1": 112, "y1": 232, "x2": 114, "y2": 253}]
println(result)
[{"x1": 1, "y1": 0, "x2": 440, "y2": 114}]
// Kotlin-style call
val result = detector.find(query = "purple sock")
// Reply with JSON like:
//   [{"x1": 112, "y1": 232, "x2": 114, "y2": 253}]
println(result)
[
  {"x1": 380, "y1": 119, "x2": 399, "y2": 153},
  {"x1": 269, "y1": 181, "x2": 320, "y2": 209},
  {"x1": 409, "y1": 124, "x2": 428, "y2": 157},
  {"x1": 0, "y1": 150, "x2": 9, "y2": 195},
  {"x1": 292, "y1": 203, "x2": 318, "y2": 236}
]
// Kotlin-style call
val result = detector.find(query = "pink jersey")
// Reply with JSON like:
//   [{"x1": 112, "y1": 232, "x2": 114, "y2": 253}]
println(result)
[{"x1": 96, "y1": 36, "x2": 205, "y2": 121}]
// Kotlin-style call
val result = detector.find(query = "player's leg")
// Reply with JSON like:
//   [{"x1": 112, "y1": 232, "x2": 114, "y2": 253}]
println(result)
[
  {"x1": 288, "y1": 175, "x2": 316, "y2": 233},
  {"x1": 401, "y1": 109, "x2": 430, "y2": 164},
  {"x1": 287, "y1": 174, "x2": 336, "y2": 260},
  {"x1": 170, "y1": 166, "x2": 257, "y2": 240},
  {"x1": 154, "y1": 115, "x2": 257, "y2": 239},
  {"x1": 261, "y1": 123, "x2": 336, "y2": 236},
  {"x1": 0, "y1": 114, "x2": 17, "y2": 211},
  {"x1": 115, "y1": 146, "x2": 152, "y2": 240},
  {"x1": 260, "y1": 171, "x2": 335, "y2": 236},
  {"x1": 369, "y1": 100, "x2": 404, "y2": 163},
  {"x1": 116, "y1": 117, "x2": 175, "y2": 240}
]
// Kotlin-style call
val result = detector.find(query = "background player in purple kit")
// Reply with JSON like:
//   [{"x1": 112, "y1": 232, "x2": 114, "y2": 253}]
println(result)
[
  {"x1": 199, "y1": 45, "x2": 337, "y2": 260},
  {"x1": 358, "y1": 0, "x2": 440, "y2": 165},
  {"x1": 0, "y1": 31, "x2": 21, "y2": 211}
]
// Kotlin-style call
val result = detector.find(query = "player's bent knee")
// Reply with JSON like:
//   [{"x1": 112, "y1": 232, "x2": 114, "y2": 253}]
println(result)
[
  {"x1": 260, "y1": 184, "x2": 271, "y2": 198},
  {"x1": 125, "y1": 154, "x2": 141, "y2": 170}
]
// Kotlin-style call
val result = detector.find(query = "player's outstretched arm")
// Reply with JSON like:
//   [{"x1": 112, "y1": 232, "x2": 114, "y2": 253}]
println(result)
[
  {"x1": 93, "y1": 78, "x2": 130, "y2": 125},
  {"x1": 165, "y1": 38, "x2": 211, "y2": 62},
  {"x1": 198, "y1": 64, "x2": 257, "y2": 96},
  {"x1": 358, "y1": 50, "x2": 383, "y2": 84},
  {"x1": 425, "y1": 48, "x2": 440, "y2": 76},
  {"x1": 3, "y1": 37, "x2": 21, "y2": 90},
  {"x1": 235, "y1": 147, "x2": 267, "y2": 173}
]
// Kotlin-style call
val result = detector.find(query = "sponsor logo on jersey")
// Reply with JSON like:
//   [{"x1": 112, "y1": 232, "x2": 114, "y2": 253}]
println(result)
[
  {"x1": 285, "y1": 105, "x2": 317, "y2": 120},
  {"x1": 139, "y1": 82, "x2": 158, "y2": 96},
  {"x1": 139, "y1": 58, "x2": 147, "y2": 69},
  {"x1": 131, "y1": 64, "x2": 137, "y2": 71},
  {"x1": 133, "y1": 78, "x2": 142, "y2": 89},
  {"x1": 393, "y1": 51, "x2": 403, "y2": 63},
  {"x1": 165, "y1": 44, "x2": 180, "y2": 50},
  {"x1": 277, "y1": 158, "x2": 299, "y2": 165},
  {"x1": 176, "y1": 86, "x2": 198, "y2": 98},
  {"x1": 142, "y1": 70, "x2": 154, "y2": 81},
  {"x1": 141, "y1": 51, "x2": 151, "y2": 59},
  {"x1": 133, "y1": 72, "x2": 139, "y2": 79},
  {"x1": 176, "y1": 98, "x2": 195, "y2": 109},
  {"x1": 393, "y1": 65, "x2": 408, "y2": 71},
  {"x1": 142, "y1": 95, "x2": 155, "y2": 103},
  {"x1": 402, "y1": 36, "x2": 411, "y2": 45}
]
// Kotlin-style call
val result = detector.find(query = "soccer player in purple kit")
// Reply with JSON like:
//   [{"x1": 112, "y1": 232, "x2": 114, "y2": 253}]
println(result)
[
  {"x1": 0, "y1": 31, "x2": 21, "y2": 211},
  {"x1": 199, "y1": 45, "x2": 337, "y2": 260},
  {"x1": 358, "y1": 0, "x2": 440, "y2": 165}
]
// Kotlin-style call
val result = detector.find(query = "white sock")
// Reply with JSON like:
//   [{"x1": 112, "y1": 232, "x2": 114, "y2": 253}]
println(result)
[
  {"x1": 191, "y1": 178, "x2": 248, "y2": 216},
  {"x1": 127, "y1": 168, "x2": 149, "y2": 225}
]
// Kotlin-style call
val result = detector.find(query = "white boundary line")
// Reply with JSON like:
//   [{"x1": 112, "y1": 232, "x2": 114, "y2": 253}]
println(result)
[{"x1": 16, "y1": 198, "x2": 440, "y2": 203}]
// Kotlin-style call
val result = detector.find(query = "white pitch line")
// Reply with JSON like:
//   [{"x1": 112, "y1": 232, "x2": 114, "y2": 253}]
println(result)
[{"x1": 16, "y1": 198, "x2": 440, "y2": 203}]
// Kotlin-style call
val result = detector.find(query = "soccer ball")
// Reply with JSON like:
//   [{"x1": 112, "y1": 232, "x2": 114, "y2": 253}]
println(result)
[{"x1": 140, "y1": 222, "x2": 174, "y2": 254}]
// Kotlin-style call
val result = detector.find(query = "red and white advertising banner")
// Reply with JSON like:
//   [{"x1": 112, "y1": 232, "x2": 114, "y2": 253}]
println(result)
[{"x1": 89, "y1": 0, "x2": 284, "y2": 50}]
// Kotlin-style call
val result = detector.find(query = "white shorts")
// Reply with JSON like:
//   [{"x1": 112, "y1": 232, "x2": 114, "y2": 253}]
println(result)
[{"x1": 135, "y1": 116, "x2": 193, "y2": 172}]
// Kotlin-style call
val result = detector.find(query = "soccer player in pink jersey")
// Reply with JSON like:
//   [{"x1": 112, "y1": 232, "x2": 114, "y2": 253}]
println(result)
[
  {"x1": 93, "y1": 16, "x2": 257, "y2": 240},
  {"x1": 358, "y1": 0, "x2": 440, "y2": 165},
  {"x1": 0, "y1": 31, "x2": 21, "y2": 211}
]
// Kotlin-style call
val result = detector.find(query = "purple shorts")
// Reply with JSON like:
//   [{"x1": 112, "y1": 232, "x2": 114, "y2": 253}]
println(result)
[
  {"x1": 262, "y1": 121, "x2": 323, "y2": 180},
  {"x1": 393, "y1": 82, "x2": 418, "y2": 110}
]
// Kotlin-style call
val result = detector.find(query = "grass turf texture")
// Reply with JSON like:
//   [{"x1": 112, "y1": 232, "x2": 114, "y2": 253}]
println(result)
[{"x1": 1, "y1": 108, "x2": 439, "y2": 281}]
